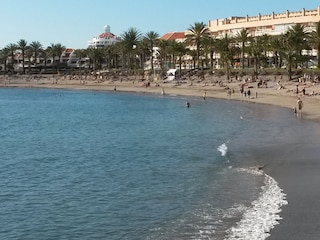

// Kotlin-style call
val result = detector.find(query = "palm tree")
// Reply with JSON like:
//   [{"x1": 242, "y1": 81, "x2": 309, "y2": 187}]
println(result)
[
  {"x1": 202, "y1": 35, "x2": 217, "y2": 70},
  {"x1": 282, "y1": 24, "x2": 309, "y2": 79},
  {"x1": 144, "y1": 31, "x2": 159, "y2": 70},
  {"x1": 136, "y1": 38, "x2": 151, "y2": 70},
  {"x1": 287, "y1": 24, "x2": 309, "y2": 55},
  {"x1": 166, "y1": 40, "x2": 177, "y2": 69},
  {"x1": 269, "y1": 35, "x2": 284, "y2": 68},
  {"x1": 158, "y1": 39, "x2": 170, "y2": 70},
  {"x1": 165, "y1": 40, "x2": 187, "y2": 72},
  {"x1": 121, "y1": 27, "x2": 142, "y2": 69},
  {"x1": 289, "y1": 24, "x2": 311, "y2": 69},
  {"x1": 236, "y1": 28, "x2": 251, "y2": 69},
  {"x1": 247, "y1": 36, "x2": 265, "y2": 73},
  {"x1": 17, "y1": 39, "x2": 28, "y2": 74},
  {"x1": 7, "y1": 43, "x2": 17, "y2": 71},
  {"x1": 258, "y1": 34, "x2": 272, "y2": 68},
  {"x1": 39, "y1": 48, "x2": 49, "y2": 68},
  {"x1": 29, "y1": 41, "x2": 43, "y2": 67},
  {"x1": 25, "y1": 47, "x2": 33, "y2": 73},
  {"x1": 0, "y1": 47, "x2": 10, "y2": 72},
  {"x1": 309, "y1": 21, "x2": 320, "y2": 67},
  {"x1": 111, "y1": 42, "x2": 122, "y2": 69},
  {"x1": 87, "y1": 47, "x2": 104, "y2": 70},
  {"x1": 101, "y1": 45, "x2": 113, "y2": 70},
  {"x1": 280, "y1": 32, "x2": 299, "y2": 80},
  {"x1": 47, "y1": 43, "x2": 65, "y2": 69},
  {"x1": 215, "y1": 33, "x2": 236, "y2": 80},
  {"x1": 185, "y1": 22, "x2": 211, "y2": 69}
]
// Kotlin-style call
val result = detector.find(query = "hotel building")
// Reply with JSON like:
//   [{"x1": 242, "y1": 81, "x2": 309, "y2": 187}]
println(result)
[
  {"x1": 160, "y1": 6, "x2": 320, "y2": 69},
  {"x1": 208, "y1": 6, "x2": 320, "y2": 37},
  {"x1": 87, "y1": 25, "x2": 121, "y2": 48},
  {"x1": 207, "y1": 6, "x2": 320, "y2": 64}
]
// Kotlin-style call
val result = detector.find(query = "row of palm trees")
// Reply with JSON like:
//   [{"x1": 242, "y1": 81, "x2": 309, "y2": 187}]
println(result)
[
  {"x1": 183, "y1": 21, "x2": 320, "y2": 80},
  {"x1": 0, "y1": 41, "x2": 66, "y2": 74},
  {"x1": 1, "y1": 21, "x2": 320, "y2": 80}
]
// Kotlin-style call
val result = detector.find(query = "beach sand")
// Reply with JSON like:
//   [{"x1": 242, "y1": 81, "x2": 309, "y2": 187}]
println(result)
[{"x1": 1, "y1": 73, "x2": 320, "y2": 239}]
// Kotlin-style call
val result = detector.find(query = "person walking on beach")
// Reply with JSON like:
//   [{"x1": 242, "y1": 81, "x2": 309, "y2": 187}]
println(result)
[{"x1": 203, "y1": 91, "x2": 206, "y2": 100}]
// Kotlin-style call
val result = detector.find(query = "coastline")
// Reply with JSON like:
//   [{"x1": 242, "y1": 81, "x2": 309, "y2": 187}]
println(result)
[
  {"x1": 2, "y1": 74, "x2": 320, "y2": 239},
  {"x1": 1, "y1": 74, "x2": 320, "y2": 121}
]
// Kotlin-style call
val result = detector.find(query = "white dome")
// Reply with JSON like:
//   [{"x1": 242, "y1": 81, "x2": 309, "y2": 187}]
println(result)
[{"x1": 104, "y1": 25, "x2": 111, "y2": 33}]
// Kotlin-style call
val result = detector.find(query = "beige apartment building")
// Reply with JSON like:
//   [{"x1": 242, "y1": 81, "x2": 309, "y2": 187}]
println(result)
[
  {"x1": 162, "y1": 7, "x2": 320, "y2": 70},
  {"x1": 208, "y1": 6, "x2": 320, "y2": 63},
  {"x1": 208, "y1": 6, "x2": 320, "y2": 37}
]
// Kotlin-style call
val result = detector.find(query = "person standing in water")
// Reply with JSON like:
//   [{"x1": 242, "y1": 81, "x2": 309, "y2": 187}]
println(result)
[
  {"x1": 296, "y1": 97, "x2": 303, "y2": 117},
  {"x1": 186, "y1": 101, "x2": 190, "y2": 108}
]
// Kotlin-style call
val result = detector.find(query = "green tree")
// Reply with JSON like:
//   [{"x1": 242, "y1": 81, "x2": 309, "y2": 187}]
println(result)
[
  {"x1": 236, "y1": 28, "x2": 251, "y2": 69},
  {"x1": 309, "y1": 21, "x2": 320, "y2": 67},
  {"x1": 110, "y1": 42, "x2": 122, "y2": 69},
  {"x1": 173, "y1": 41, "x2": 187, "y2": 71},
  {"x1": 216, "y1": 33, "x2": 236, "y2": 79},
  {"x1": 7, "y1": 43, "x2": 17, "y2": 71},
  {"x1": 247, "y1": 36, "x2": 265, "y2": 73},
  {"x1": 47, "y1": 43, "x2": 65, "y2": 69},
  {"x1": 0, "y1": 47, "x2": 10, "y2": 72},
  {"x1": 158, "y1": 39, "x2": 170, "y2": 70},
  {"x1": 29, "y1": 41, "x2": 43, "y2": 67},
  {"x1": 87, "y1": 47, "x2": 104, "y2": 70},
  {"x1": 17, "y1": 39, "x2": 28, "y2": 74},
  {"x1": 269, "y1": 35, "x2": 284, "y2": 68},
  {"x1": 121, "y1": 27, "x2": 142, "y2": 69},
  {"x1": 202, "y1": 35, "x2": 217, "y2": 70},
  {"x1": 25, "y1": 47, "x2": 33, "y2": 73},
  {"x1": 281, "y1": 24, "x2": 309, "y2": 79},
  {"x1": 144, "y1": 31, "x2": 159, "y2": 70},
  {"x1": 185, "y1": 22, "x2": 211, "y2": 69},
  {"x1": 73, "y1": 48, "x2": 87, "y2": 65}
]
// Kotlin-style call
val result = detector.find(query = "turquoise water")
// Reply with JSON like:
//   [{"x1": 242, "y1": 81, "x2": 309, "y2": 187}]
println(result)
[{"x1": 0, "y1": 88, "x2": 300, "y2": 239}]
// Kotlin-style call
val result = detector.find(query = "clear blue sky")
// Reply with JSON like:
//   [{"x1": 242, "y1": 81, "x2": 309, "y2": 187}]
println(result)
[{"x1": 1, "y1": 0, "x2": 319, "y2": 49}]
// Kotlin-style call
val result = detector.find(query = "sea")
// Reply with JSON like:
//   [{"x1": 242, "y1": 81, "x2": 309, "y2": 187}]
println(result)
[{"x1": 0, "y1": 87, "x2": 310, "y2": 240}]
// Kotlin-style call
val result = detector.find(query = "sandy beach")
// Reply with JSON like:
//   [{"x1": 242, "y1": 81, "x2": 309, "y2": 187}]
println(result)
[
  {"x1": 1, "y1": 73, "x2": 320, "y2": 239},
  {"x1": 1, "y1": 73, "x2": 320, "y2": 120}
]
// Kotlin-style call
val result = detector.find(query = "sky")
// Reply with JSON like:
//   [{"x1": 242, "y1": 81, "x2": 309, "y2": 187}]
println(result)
[{"x1": 1, "y1": 0, "x2": 319, "y2": 49}]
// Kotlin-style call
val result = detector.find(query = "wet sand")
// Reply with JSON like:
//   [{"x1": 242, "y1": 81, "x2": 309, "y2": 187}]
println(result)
[{"x1": 252, "y1": 119, "x2": 320, "y2": 240}]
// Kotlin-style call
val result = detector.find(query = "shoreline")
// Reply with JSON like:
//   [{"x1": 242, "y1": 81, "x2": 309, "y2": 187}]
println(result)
[
  {"x1": 1, "y1": 74, "x2": 320, "y2": 121},
  {"x1": 2, "y1": 75, "x2": 320, "y2": 239}
]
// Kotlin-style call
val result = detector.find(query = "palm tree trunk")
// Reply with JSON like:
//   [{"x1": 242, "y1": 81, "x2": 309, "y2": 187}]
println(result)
[
  {"x1": 22, "y1": 50, "x2": 25, "y2": 74},
  {"x1": 288, "y1": 65, "x2": 292, "y2": 81},
  {"x1": 318, "y1": 45, "x2": 320, "y2": 67}
]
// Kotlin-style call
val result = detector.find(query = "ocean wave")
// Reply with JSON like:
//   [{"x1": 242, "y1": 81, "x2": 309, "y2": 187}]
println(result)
[
  {"x1": 224, "y1": 168, "x2": 288, "y2": 240},
  {"x1": 217, "y1": 141, "x2": 229, "y2": 157}
]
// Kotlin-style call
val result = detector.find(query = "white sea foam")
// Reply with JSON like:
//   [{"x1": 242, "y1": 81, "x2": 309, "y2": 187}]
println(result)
[
  {"x1": 217, "y1": 142, "x2": 228, "y2": 157},
  {"x1": 224, "y1": 168, "x2": 288, "y2": 240}
]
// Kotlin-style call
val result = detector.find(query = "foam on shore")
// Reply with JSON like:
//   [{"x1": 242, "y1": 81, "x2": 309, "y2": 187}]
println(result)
[{"x1": 224, "y1": 168, "x2": 288, "y2": 240}]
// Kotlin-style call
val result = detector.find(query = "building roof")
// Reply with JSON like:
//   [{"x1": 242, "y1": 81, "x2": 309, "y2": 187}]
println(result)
[
  {"x1": 99, "y1": 32, "x2": 116, "y2": 39},
  {"x1": 160, "y1": 32, "x2": 185, "y2": 40}
]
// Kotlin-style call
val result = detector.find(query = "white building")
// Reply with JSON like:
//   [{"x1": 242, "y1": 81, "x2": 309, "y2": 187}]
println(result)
[{"x1": 87, "y1": 25, "x2": 121, "y2": 48}]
